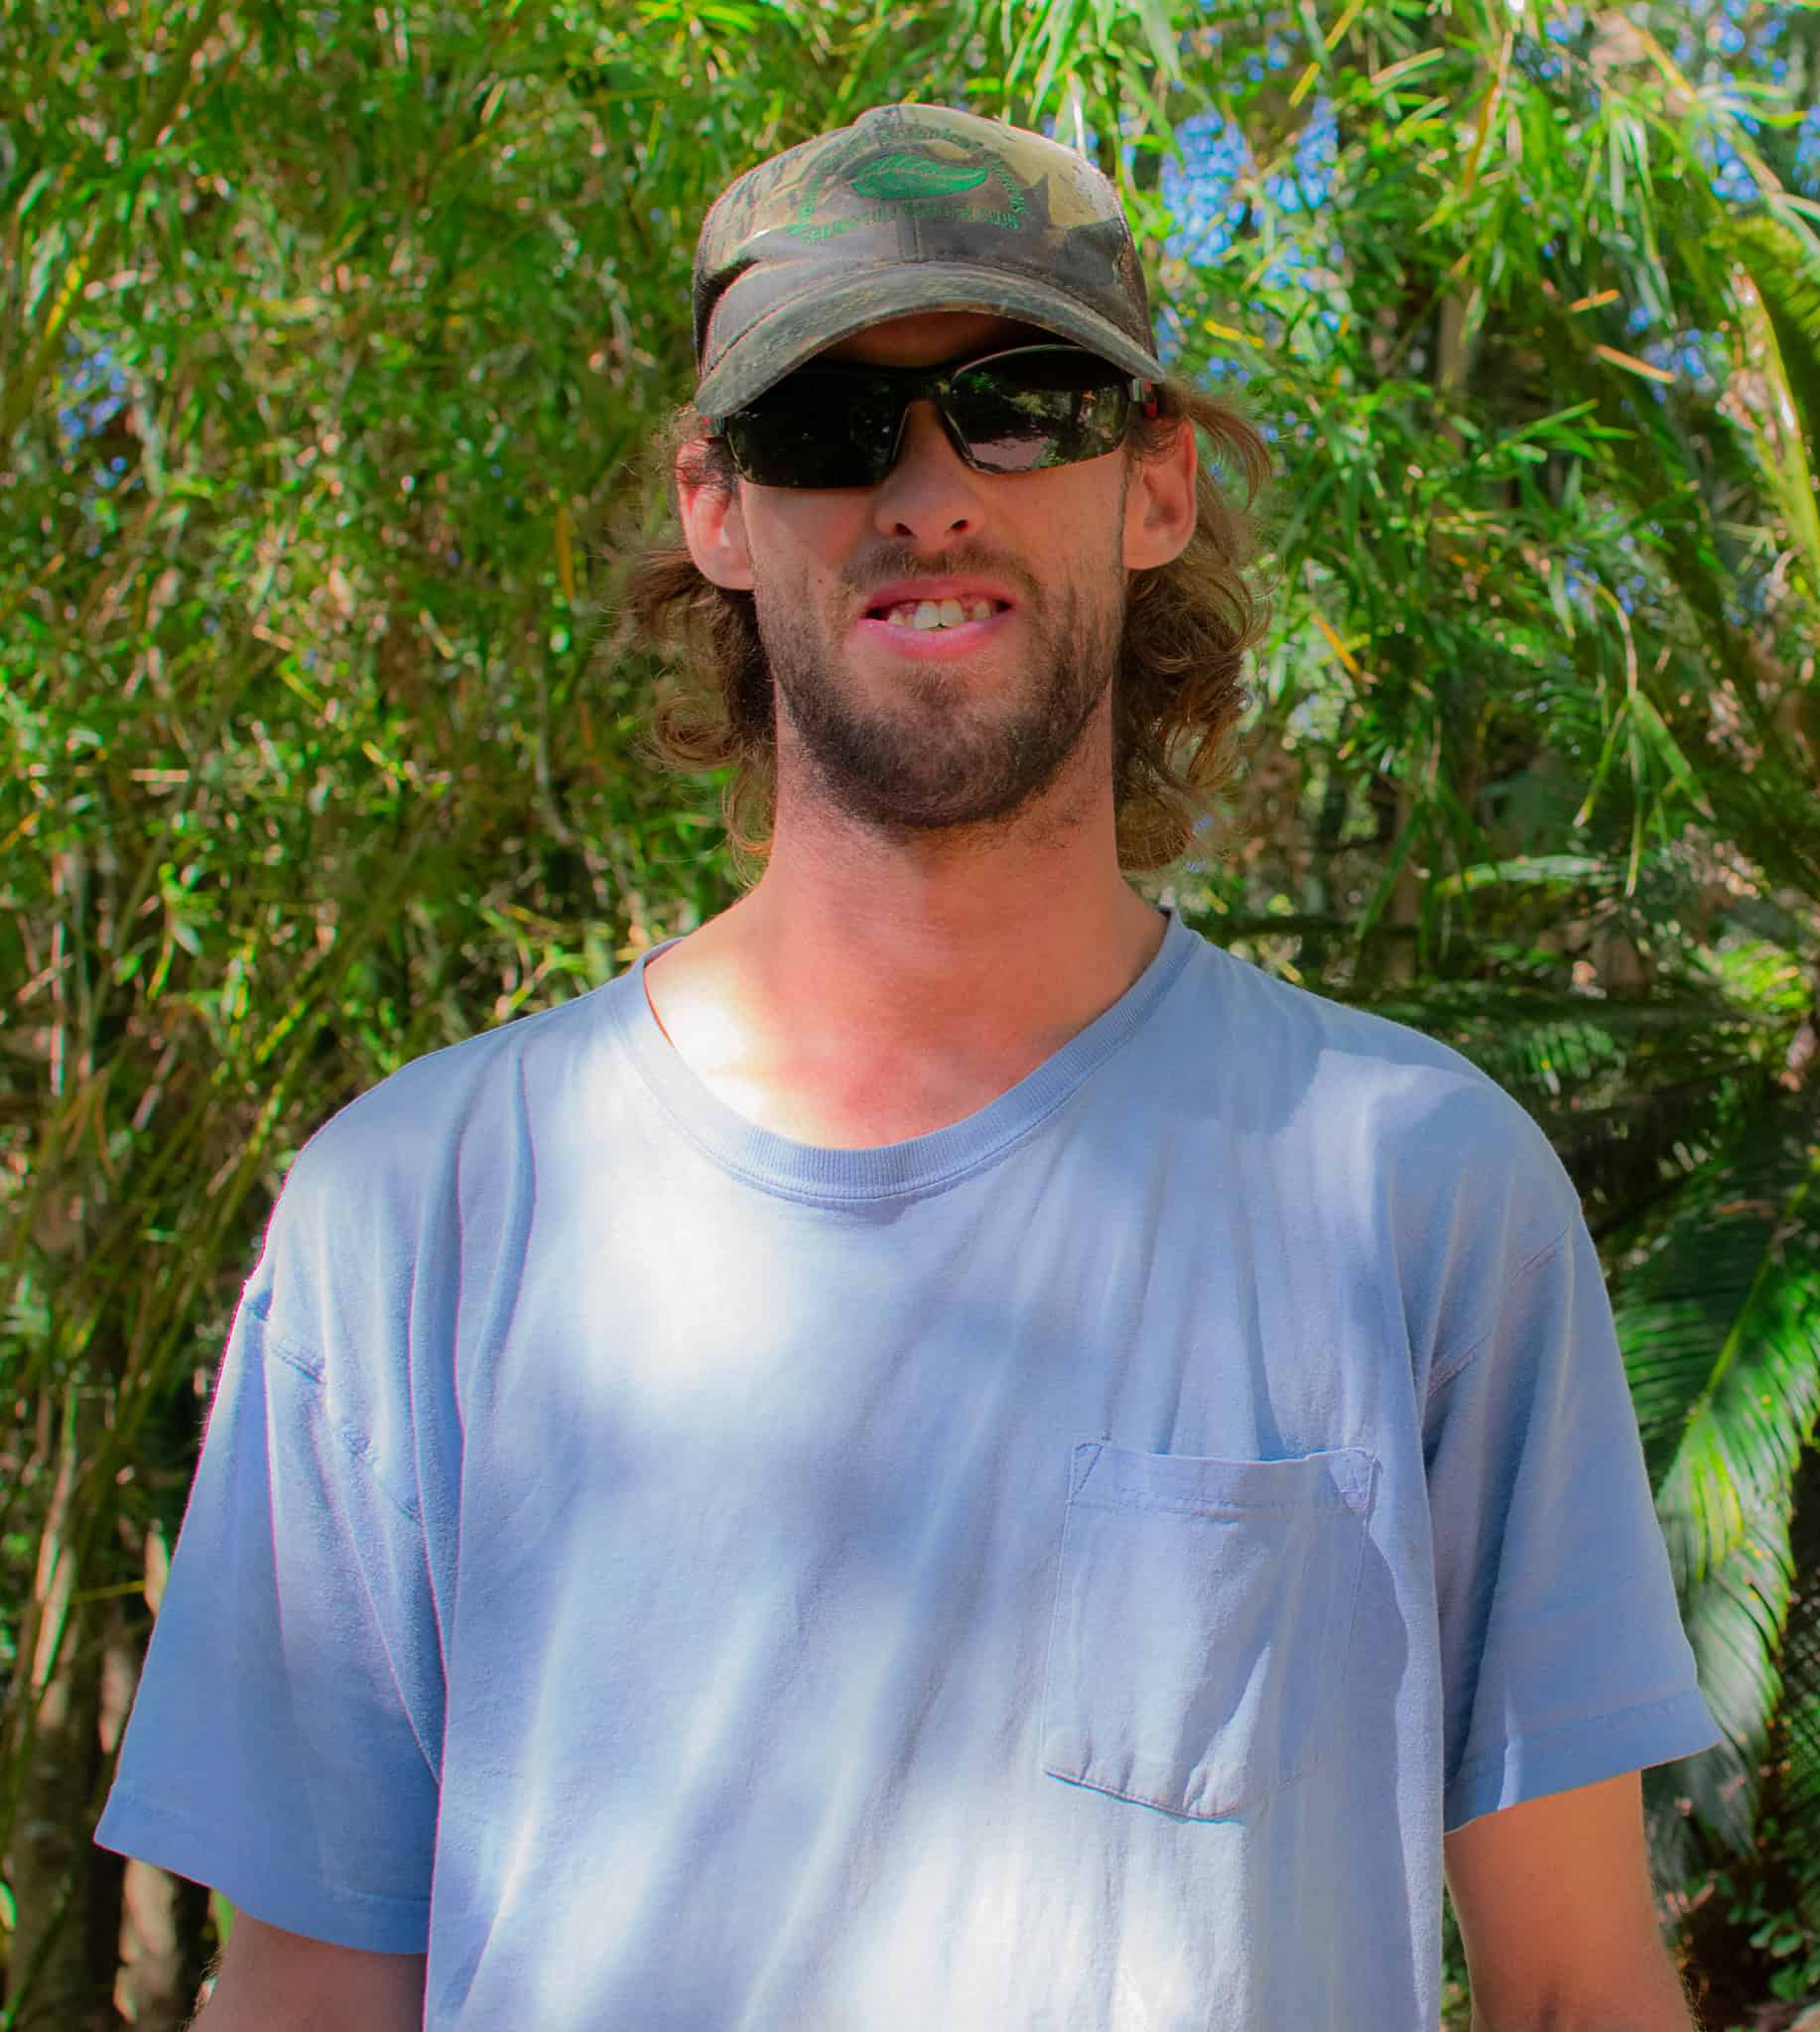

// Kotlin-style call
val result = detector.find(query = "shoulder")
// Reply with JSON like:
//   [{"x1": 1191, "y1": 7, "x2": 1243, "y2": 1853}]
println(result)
[
  {"x1": 1180, "y1": 937, "x2": 1580, "y2": 1242},
  {"x1": 1195, "y1": 941, "x2": 1549, "y2": 1134},
  {"x1": 294, "y1": 986, "x2": 610, "y2": 1194},
  {"x1": 247, "y1": 982, "x2": 622, "y2": 1326}
]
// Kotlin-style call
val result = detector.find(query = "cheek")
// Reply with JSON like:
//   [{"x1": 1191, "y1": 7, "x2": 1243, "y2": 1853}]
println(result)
[
  {"x1": 1027, "y1": 466, "x2": 1127, "y2": 561},
  {"x1": 744, "y1": 501, "x2": 856, "y2": 611}
]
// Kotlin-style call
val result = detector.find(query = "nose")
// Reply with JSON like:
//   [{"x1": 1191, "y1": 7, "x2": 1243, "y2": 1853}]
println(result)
[{"x1": 869, "y1": 397, "x2": 984, "y2": 541}]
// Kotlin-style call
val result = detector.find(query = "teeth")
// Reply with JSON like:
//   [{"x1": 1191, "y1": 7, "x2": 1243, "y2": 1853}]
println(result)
[{"x1": 882, "y1": 596, "x2": 1000, "y2": 629}]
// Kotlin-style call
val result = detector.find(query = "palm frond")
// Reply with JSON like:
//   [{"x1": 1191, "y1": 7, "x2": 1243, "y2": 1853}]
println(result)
[
  {"x1": 1764, "y1": 1439, "x2": 1820, "y2": 1932},
  {"x1": 1659, "y1": 1480, "x2": 1797, "y2": 1861},
  {"x1": 1730, "y1": 212, "x2": 1820, "y2": 467},
  {"x1": 1726, "y1": 212, "x2": 1820, "y2": 598},
  {"x1": 1609, "y1": 1094, "x2": 1820, "y2": 1595}
]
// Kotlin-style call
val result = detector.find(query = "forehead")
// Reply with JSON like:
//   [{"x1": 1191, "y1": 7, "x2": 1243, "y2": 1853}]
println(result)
[{"x1": 815, "y1": 310, "x2": 1058, "y2": 368}]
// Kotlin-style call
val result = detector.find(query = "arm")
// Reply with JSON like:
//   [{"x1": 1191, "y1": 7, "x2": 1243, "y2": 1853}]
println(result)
[
  {"x1": 192, "y1": 1909, "x2": 427, "y2": 2032},
  {"x1": 1444, "y1": 1770, "x2": 1700, "y2": 2031}
]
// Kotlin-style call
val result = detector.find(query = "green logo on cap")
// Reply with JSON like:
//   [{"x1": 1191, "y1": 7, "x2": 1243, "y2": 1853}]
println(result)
[{"x1": 850, "y1": 152, "x2": 991, "y2": 200}]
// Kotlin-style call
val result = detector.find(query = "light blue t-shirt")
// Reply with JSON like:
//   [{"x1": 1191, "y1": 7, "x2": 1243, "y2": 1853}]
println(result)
[{"x1": 95, "y1": 908, "x2": 1722, "y2": 2029}]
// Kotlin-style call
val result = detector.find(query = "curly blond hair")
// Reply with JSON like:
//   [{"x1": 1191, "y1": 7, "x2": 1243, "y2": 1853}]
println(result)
[{"x1": 596, "y1": 374, "x2": 1271, "y2": 881}]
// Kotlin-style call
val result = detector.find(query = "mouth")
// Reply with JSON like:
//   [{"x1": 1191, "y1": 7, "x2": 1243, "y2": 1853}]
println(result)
[
  {"x1": 855, "y1": 590, "x2": 1018, "y2": 659},
  {"x1": 854, "y1": 598, "x2": 1017, "y2": 658}
]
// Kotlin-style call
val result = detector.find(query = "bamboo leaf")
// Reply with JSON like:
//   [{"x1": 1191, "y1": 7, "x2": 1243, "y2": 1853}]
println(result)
[{"x1": 1429, "y1": 854, "x2": 1612, "y2": 899}]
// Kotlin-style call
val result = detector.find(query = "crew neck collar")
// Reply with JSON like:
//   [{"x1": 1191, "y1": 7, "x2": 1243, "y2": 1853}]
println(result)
[{"x1": 609, "y1": 908, "x2": 1196, "y2": 1206}]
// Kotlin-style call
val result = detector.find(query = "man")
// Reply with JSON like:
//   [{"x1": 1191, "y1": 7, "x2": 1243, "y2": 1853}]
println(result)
[{"x1": 97, "y1": 103, "x2": 1723, "y2": 2030}]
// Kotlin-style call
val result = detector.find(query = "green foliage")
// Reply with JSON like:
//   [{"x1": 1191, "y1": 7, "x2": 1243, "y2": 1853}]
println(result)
[
  {"x1": 1712, "y1": 1840, "x2": 1820, "y2": 2007},
  {"x1": 2, "y1": 0, "x2": 1818, "y2": 2021}
]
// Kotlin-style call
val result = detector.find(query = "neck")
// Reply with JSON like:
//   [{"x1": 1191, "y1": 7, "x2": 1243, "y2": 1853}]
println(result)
[
  {"x1": 733, "y1": 859, "x2": 1162, "y2": 1074},
  {"x1": 686, "y1": 748, "x2": 1166, "y2": 1080}
]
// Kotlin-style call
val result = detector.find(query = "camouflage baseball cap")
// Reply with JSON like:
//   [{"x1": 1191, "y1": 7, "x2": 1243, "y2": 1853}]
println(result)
[{"x1": 691, "y1": 101, "x2": 1164, "y2": 424}]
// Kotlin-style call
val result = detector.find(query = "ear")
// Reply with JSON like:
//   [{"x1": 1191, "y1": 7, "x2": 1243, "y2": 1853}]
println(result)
[
  {"x1": 676, "y1": 440, "x2": 756, "y2": 592},
  {"x1": 1121, "y1": 416, "x2": 1198, "y2": 572}
]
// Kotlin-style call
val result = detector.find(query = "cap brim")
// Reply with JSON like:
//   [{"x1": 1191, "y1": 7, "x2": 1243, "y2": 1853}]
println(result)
[{"x1": 693, "y1": 261, "x2": 1164, "y2": 421}]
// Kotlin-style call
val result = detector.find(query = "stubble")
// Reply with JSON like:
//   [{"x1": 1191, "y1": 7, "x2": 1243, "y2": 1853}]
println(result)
[{"x1": 753, "y1": 536, "x2": 1128, "y2": 853}]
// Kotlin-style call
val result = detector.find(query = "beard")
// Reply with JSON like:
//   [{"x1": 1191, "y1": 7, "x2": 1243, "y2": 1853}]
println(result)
[{"x1": 751, "y1": 542, "x2": 1127, "y2": 846}]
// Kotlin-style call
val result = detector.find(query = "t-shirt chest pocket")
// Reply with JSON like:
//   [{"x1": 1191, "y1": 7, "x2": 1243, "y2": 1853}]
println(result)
[{"x1": 1041, "y1": 1440, "x2": 1375, "y2": 1820}]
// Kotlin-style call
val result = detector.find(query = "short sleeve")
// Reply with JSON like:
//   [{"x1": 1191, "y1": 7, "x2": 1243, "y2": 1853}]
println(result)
[
  {"x1": 1425, "y1": 1211, "x2": 1724, "y2": 1833},
  {"x1": 92, "y1": 1268, "x2": 442, "y2": 1952}
]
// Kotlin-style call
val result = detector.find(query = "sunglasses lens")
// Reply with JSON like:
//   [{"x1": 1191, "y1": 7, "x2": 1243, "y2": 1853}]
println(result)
[
  {"x1": 951, "y1": 349, "x2": 1132, "y2": 473},
  {"x1": 722, "y1": 371, "x2": 896, "y2": 488},
  {"x1": 719, "y1": 347, "x2": 1135, "y2": 488}
]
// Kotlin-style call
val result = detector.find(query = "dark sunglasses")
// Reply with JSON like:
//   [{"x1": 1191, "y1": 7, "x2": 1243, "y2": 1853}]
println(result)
[{"x1": 712, "y1": 342, "x2": 1160, "y2": 491}]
